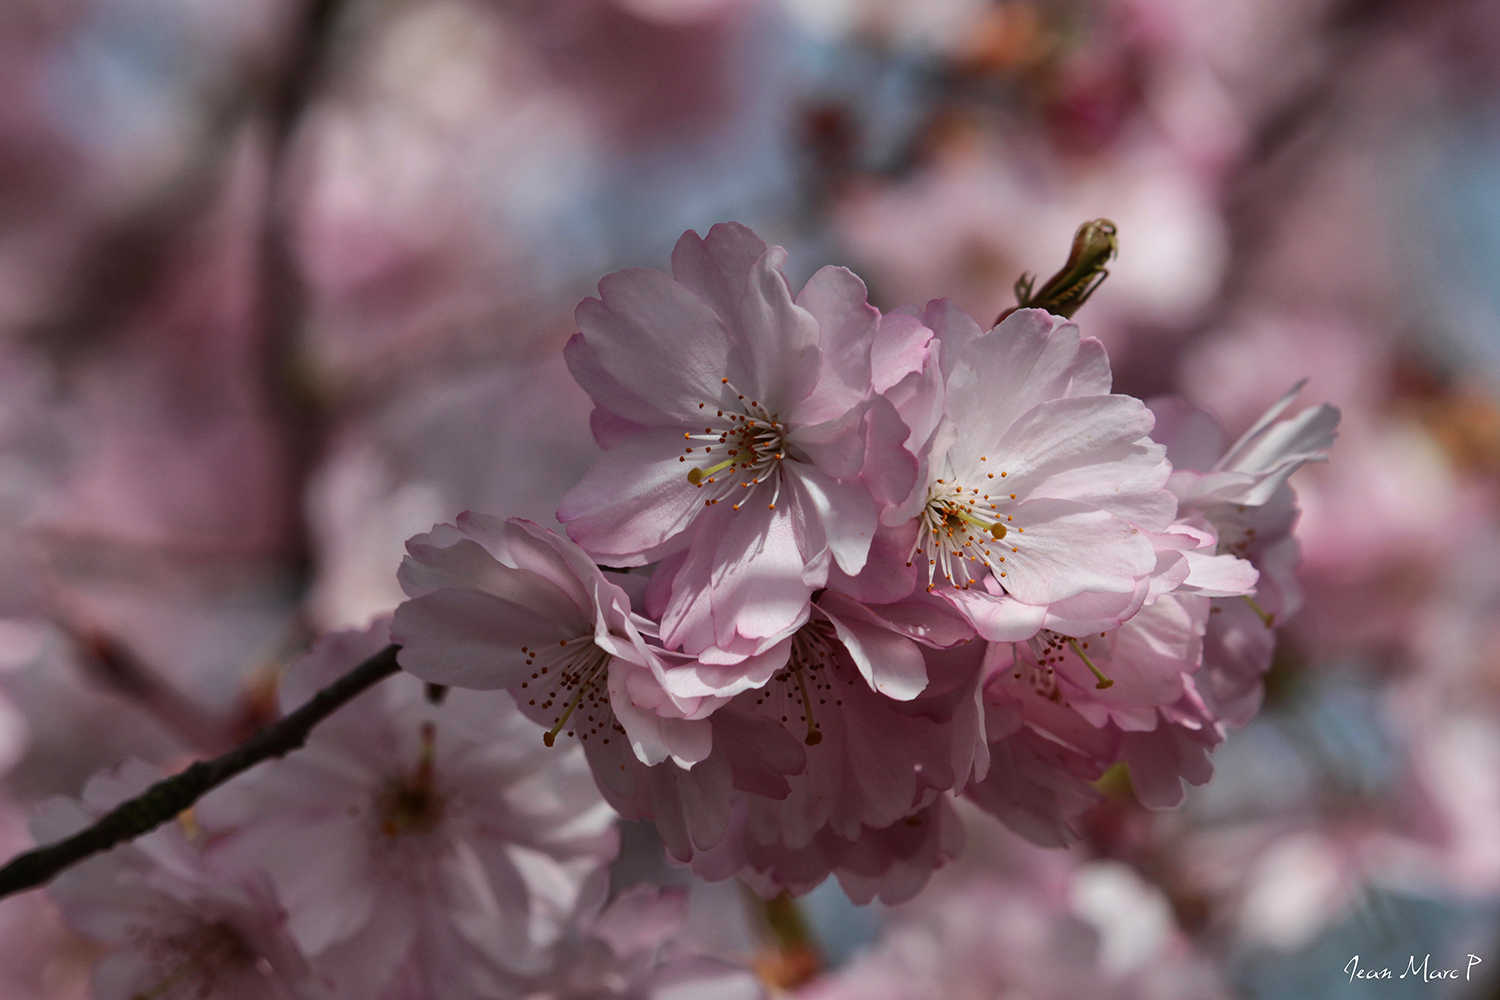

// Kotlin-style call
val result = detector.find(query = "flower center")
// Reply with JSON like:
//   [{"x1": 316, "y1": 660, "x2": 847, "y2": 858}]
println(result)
[
  {"x1": 910, "y1": 479, "x2": 1017, "y2": 590},
  {"x1": 1008, "y1": 630, "x2": 1114, "y2": 701},
  {"x1": 751, "y1": 616, "x2": 856, "y2": 747},
  {"x1": 131, "y1": 921, "x2": 252, "y2": 1000},
  {"x1": 516, "y1": 638, "x2": 621, "y2": 749},
  {"x1": 680, "y1": 379, "x2": 790, "y2": 512},
  {"x1": 377, "y1": 721, "x2": 444, "y2": 837}
]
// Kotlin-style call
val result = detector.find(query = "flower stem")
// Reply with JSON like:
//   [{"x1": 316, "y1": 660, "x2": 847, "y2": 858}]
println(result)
[
  {"x1": 0, "y1": 643, "x2": 402, "y2": 902},
  {"x1": 746, "y1": 888, "x2": 822, "y2": 990}
]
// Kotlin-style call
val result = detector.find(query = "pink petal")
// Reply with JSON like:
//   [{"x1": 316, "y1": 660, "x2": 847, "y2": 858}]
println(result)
[
  {"x1": 945, "y1": 308, "x2": 1110, "y2": 452},
  {"x1": 996, "y1": 498, "x2": 1156, "y2": 605},
  {"x1": 857, "y1": 396, "x2": 918, "y2": 511},
  {"x1": 918, "y1": 298, "x2": 983, "y2": 381},
  {"x1": 785, "y1": 464, "x2": 877, "y2": 576},
  {"x1": 392, "y1": 588, "x2": 574, "y2": 689},
  {"x1": 659, "y1": 503, "x2": 812, "y2": 656},
  {"x1": 793, "y1": 265, "x2": 879, "y2": 424},
  {"x1": 1180, "y1": 549, "x2": 1259, "y2": 597},
  {"x1": 572, "y1": 268, "x2": 731, "y2": 425},
  {"x1": 557, "y1": 427, "x2": 705, "y2": 563},
  {"x1": 1042, "y1": 585, "x2": 1149, "y2": 635},
  {"x1": 730, "y1": 249, "x2": 823, "y2": 412},
  {"x1": 789, "y1": 401, "x2": 869, "y2": 481},
  {"x1": 1146, "y1": 395, "x2": 1227, "y2": 471},
  {"x1": 709, "y1": 501, "x2": 816, "y2": 648},
  {"x1": 670, "y1": 223, "x2": 769, "y2": 330},
  {"x1": 609, "y1": 661, "x2": 714, "y2": 768},
  {"x1": 870, "y1": 311, "x2": 933, "y2": 394},
  {"x1": 941, "y1": 587, "x2": 1048, "y2": 642},
  {"x1": 967, "y1": 395, "x2": 1164, "y2": 506},
  {"x1": 818, "y1": 592, "x2": 929, "y2": 700}
]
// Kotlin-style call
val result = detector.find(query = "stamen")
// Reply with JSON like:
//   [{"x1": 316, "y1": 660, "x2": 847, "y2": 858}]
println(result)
[
  {"x1": 542, "y1": 645, "x2": 611, "y2": 747},
  {"x1": 912, "y1": 480, "x2": 1017, "y2": 588},
  {"x1": 132, "y1": 927, "x2": 243, "y2": 1000},
  {"x1": 791, "y1": 664, "x2": 822, "y2": 746},
  {"x1": 681, "y1": 386, "x2": 789, "y2": 507}
]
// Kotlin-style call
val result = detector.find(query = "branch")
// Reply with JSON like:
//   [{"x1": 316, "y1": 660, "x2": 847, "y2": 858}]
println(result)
[{"x1": 0, "y1": 643, "x2": 402, "y2": 901}]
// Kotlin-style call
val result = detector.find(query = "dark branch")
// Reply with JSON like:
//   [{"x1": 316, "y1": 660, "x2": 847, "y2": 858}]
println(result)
[{"x1": 0, "y1": 643, "x2": 402, "y2": 901}]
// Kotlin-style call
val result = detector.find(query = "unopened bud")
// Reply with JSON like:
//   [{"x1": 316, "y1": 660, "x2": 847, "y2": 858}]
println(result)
[{"x1": 998, "y1": 218, "x2": 1118, "y2": 323}]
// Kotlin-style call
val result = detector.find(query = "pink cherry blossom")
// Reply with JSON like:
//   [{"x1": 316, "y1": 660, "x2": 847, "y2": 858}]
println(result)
[
  {"x1": 393, "y1": 513, "x2": 718, "y2": 767},
  {"x1": 196, "y1": 620, "x2": 621, "y2": 1000},
  {"x1": 966, "y1": 514, "x2": 1259, "y2": 838},
  {"x1": 558, "y1": 223, "x2": 904, "y2": 661},
  {"x1": 873, "y1": 302, "x2": 1176, "y2": 643},
  {"x1": 1151, "y1": 384, "x2": 1340, "y2": 727},
  {"x1": 516, "y1": 882, "x2": 763, "y2": 1000},
  {"x1": 604, "y1": 596, "x2": 983, "y2": 902},
  {"x1": 35, "y1": 760, "x2": 317, "y2": 1000}
]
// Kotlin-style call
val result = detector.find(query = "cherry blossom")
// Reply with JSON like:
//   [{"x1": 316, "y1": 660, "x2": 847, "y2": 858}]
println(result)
[
  {"x1": 196, "y1": 620, "x2": 621, "y2": 1000},
  {"x1": 393, "y1": 513, "x2": 718, "y2": 767},
  {"x1": 871, "y1": 301, "x2": 1176, "y2": 643},
  {"x1": 558, "y1": 223, "x2": 908, "y2": 661},
  {"x1": 35, "y1": 761, "x2": 317, "y2": 1000},
  {"x1": 797, "y1": 839, "x2": 1232, "y2": 1000},
  {"x1": 594, "y1": 593, "x2": 983, "y2": 902},
  {"x1": 515, "y1": 882, "x2": 763, "y2": 1000},
  {"x1": 1151, "y1": 385, "x2": 1340, "y2": 727}
]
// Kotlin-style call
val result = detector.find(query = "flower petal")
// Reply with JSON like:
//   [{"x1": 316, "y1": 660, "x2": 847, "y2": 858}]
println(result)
[
  {"x1": 792, "y1": 265, "x2": 878, "y2": 424},
  {"x1": 393, "y1": 588, "x2": 573, "y2": 689},
  {"x1": 609, "y1": 661, "x2": 714, "y2": 768},
  {"x1": 558, "y1": 428, "x2": 705, "y2": 563},
  {"x1": 785, "y1": 465, "x2": 878, "y2": 576},
  {"x1": 996, "y1": 498, "x2": 1155, "y2": 605},
  {"x1": 946, "y1": 308, "x2": 1111, "y2": 452},
  {"x1": 818, "y1": 592, "x2": 929, "y2": 700},
  {"x1": 571, "y1": 268, "x2": 730, "y2": 426}
]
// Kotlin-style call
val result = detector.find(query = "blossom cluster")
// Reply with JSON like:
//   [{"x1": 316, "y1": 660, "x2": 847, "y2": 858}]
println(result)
[
  {"x1": 38, "y1": 622, "x2": 762, "y2": 1000},
  {"x1": 17, "y1": 220, "x2": 1338, "y2": 999},
  {"x1": 391, "y1": 222, "x2": 1339, "y2": 903}
]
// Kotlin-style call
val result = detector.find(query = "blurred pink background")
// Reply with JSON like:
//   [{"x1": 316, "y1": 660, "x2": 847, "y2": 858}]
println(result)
[{"x1": 4, "y1": 0, "x2": 1500, "y2": 996}]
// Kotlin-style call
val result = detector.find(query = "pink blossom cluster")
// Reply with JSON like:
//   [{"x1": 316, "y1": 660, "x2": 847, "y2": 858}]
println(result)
[
  {"x1": 392, "y1": 222, "x2": 1338, "y2": 903},
  {"x1": 36, "y1": 622, "x2": 761, "y2": 1000}
]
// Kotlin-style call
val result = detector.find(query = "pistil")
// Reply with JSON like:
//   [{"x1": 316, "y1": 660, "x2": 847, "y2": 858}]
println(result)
[
  {"x1": 538, "y1": 642, "x2": 613, "y2": 748},
  {"x1": 680, "y1": 380, "x2": 790, "y2": 510},
  {"x1": 1068, "y1": 639, "x2": 1114, "y2": 690},
  {"x1": 911, "y1": 480, "x2": 1019, "y2": 589}
]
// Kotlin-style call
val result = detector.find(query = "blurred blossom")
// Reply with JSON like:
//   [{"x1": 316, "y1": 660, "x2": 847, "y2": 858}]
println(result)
[
  {"x1": 292, "y1": 0, "x2": 602, "y2": 379},
  {"x1": 798, "y1": 818, "x2": 1232, "y2": 999},
  {"x1": 36, "y1": 761, "x2": 316, "y2": 1000},
  {"x1": 306, "y1": 351, "x2": 597, "y2": 631},
  {"x1": 199, "y1": 621, "x2": 623, "y2": 999}
]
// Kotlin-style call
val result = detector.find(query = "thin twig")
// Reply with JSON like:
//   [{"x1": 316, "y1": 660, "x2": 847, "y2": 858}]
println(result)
[
  {"x1": 62, "y1": 622, "x2": 237, "y2": 758},
  {"x1": 0, "y1": 643, "x2": 402, "y2": 901}
]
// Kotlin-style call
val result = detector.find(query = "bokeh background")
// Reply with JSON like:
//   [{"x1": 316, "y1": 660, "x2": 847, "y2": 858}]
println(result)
[{"x1": 4, "y1": 0, "x2": 1500, "y2": 996}]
